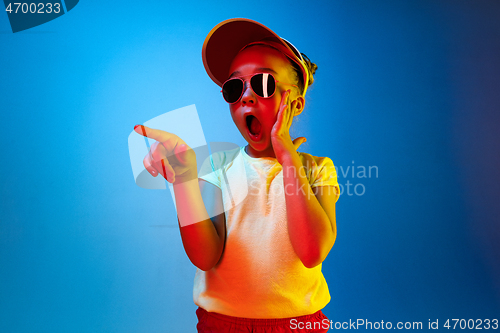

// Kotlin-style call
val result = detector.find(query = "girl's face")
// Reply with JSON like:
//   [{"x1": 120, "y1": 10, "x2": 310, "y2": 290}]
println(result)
[{"x1": 227, "y1": 45, "x2": 301, "y2": 158}]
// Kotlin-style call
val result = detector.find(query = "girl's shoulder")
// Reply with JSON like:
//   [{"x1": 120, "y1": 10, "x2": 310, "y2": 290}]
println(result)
[
  {"x1": 198, "y1": 146, "x2": 242, "y2": 188},
  {"x1": 296, "y1": 151, "x2": 339, "y2": 188},
  {"x1": 209, "y1": 146, "x2": 242, "y2": 166},
  {"x1": 296, "y1": 151, "x2": 335, "y2": 170},
  {"x1": 199, "y1": 146, "x2": 242, "y2": 174}
]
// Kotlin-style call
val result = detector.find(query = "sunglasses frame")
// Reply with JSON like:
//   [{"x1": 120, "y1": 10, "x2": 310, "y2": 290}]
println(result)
[{"x1": 221, "y1": 72, "x2": 298, "y2": 104}]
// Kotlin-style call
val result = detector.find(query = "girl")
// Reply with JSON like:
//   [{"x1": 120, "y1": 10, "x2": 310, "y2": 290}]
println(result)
[{"x1": 135, "y1": 18, "x2": 339, "y2": 332}]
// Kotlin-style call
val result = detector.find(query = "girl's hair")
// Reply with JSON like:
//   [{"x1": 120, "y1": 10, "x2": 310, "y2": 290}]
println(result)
[{"x1": 291, "y1": 53, "x2": 318, "y2": 95}]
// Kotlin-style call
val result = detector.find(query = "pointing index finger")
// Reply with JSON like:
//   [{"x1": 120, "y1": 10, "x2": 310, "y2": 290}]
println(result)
[{"x1": 134, "y1": 125, "x2": 170, "y2": 143}]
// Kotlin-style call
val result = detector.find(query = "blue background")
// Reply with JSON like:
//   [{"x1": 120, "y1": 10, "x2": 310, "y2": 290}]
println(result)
[{"x1": 1, "y1": 1, "x2": 499, "y2": 332}]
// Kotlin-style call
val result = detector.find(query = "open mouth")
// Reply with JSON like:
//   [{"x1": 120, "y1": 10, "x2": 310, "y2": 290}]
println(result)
[{"x1": 245, "y1": 114, "x2": 262, "y2": 140}]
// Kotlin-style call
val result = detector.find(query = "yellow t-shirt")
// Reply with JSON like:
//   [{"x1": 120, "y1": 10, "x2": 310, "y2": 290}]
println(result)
[{"x1": 194, "y1": 146, "x2": 339, "y2": 319}]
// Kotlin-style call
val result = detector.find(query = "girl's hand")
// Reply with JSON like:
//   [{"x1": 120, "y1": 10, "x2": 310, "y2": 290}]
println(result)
[
  {"x1": 271, "y1": 90, "x2": 307, "y2": 164},
  {"x1": 134, "y1": 125, "x2": 197, "y2": 184}
]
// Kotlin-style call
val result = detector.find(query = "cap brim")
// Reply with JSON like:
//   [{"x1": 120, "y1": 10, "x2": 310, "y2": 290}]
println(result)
[{"x1": 202, "y1": 18, "x2": 284, "y2": 87}]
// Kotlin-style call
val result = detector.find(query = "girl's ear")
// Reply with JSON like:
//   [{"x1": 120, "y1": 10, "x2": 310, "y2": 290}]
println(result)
[{"x1": 293, "y1": 95, "x2": 305, "y2": 116}]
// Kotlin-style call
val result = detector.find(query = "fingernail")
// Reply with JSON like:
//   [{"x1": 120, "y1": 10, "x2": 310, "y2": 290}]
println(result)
[{"x1": 134, "y1": 124, "x2": 141, "y2": 130}]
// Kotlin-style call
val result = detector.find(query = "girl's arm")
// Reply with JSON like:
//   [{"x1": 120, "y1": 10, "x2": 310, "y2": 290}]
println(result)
[
  {"x1": 281, "y1": 154, "x2": 338, "y2": 268},
  {"x1": 175, "y1": 179, "x2": 225, "y2": 271},
  {"x1": 133, "y1": 125, "x2": 225, "y2": 271},
  {"x1": 270, "y1": 91, "x2": 338, "y2": 268}
]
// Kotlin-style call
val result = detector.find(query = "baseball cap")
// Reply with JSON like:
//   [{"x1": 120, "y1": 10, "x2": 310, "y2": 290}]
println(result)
[{"x1": 202, "y1": 18, "x2": 310, "y2": 96}]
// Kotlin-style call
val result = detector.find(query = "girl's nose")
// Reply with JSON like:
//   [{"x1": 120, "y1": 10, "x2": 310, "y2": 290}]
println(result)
[{"x1": 240, "y1": 81, "x2": 255, "y2": 105}]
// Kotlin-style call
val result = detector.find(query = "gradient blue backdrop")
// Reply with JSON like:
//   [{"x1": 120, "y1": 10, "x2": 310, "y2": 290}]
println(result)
[{"x1": 1, "y1": 1, "x2": 499, "y2": 332}]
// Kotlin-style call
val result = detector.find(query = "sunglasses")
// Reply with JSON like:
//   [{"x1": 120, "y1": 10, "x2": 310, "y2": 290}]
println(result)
[{"x1": 221, "y1": 73, "x2": 298, "y2": 104}]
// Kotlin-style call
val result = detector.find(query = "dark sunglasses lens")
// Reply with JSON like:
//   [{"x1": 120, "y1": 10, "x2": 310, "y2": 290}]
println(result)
[
  {"x1": 222, "y1": 79, "x2": 244, "y2": 103},
  {"x1": 251, "y1": 73, "x2": 275, "y2": 98}
]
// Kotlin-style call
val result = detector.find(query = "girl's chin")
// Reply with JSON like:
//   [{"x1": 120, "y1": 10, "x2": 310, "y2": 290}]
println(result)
[
  {"x1": 241, "y1": 128, "x2": 274, "y2": 154},
  {"x1": 245, "y1": 139, "x2": 275, "y2": 157}
]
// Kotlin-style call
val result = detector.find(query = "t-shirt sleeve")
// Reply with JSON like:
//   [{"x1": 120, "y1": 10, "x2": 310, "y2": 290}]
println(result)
[
  {"x1": 198, "y1": 153, "x2": 222, "y2": 189},
  {"x1": 310, "y1": 157, "x2": 340, "y2": 199}
]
